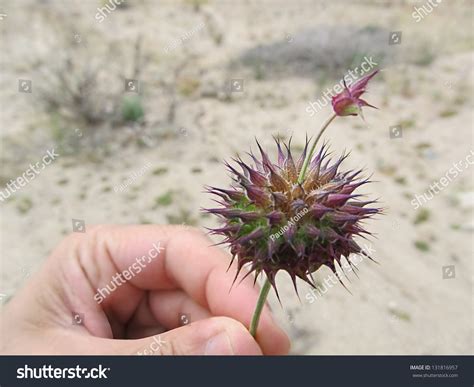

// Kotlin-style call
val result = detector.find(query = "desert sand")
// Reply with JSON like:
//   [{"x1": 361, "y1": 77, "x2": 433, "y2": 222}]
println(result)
[{"x1": 0, "y1": 0, "x2": 472, "y2": 354}]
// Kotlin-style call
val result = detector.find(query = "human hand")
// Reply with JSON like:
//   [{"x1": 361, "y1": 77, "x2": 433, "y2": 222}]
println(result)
[{"x1": 0, "y1": 225, "x2": 290, "y2": 355}]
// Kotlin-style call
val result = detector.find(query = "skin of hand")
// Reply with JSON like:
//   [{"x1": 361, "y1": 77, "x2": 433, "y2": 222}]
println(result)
[{"x1": 0, "y1": 225, "x2": 290, "y2": 355}]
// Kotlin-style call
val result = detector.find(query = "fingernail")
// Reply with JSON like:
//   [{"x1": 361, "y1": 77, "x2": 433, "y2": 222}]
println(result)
[{"x1": 204, "y1": 332, "x2": 234, "y2": 355}]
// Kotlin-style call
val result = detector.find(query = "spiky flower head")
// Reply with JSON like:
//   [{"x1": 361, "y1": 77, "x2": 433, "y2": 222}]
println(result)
[{"x1": 204, "y1": 139, "x2": 380, "y2": 298}]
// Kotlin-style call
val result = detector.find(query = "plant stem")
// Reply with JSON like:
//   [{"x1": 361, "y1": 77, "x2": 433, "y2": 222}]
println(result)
[
  {"x1": 297, "y1": 113, "x2": 337, "y2": 184},
  {"x1": 249, "y1": 114, "x2": 337, "y2": 336},
  {"x1": 249, "y1": 278, "x2": 272, "y2": 337}
]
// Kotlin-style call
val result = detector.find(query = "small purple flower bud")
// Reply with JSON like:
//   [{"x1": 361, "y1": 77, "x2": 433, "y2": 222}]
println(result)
[{"x1": 331, "y1": 70, "x2": 378, "y2": 117}]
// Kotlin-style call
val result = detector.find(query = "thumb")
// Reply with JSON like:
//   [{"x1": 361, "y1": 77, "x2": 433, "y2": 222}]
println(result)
[{"x1": 106, "y1": 317, "x2": 263, "y2": 355}]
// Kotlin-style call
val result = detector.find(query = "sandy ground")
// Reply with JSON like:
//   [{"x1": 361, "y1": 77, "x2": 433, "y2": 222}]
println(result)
[{"x1": 0, "y1": 0, "x2": 473, "y2": 354}]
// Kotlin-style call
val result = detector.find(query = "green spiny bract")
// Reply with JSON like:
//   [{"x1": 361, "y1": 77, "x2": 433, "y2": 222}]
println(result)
[{"x1": 204, "y1": 138, "x2": 380, "y2": 299}]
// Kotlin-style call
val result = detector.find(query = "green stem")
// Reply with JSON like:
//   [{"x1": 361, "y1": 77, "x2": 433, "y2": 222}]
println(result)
[
  {"x1": 249, "y1": 115, "x2": 338, "y2": 336},
  {"x1": 297, "y1": 113, "x2": 337, "y2": 184},
  {"x1": 249, "y1": 278, "x2": 271, "y2": 337}
]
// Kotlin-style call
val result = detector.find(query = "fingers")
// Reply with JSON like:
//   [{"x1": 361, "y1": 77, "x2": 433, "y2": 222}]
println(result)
[
  {"x1": 163, "y1": 230, "x2": 290, "y2": 355},
  {"x1": 94, "y1": 317, "x2": 263, "y2": 356},
  {"x1": 48, "y1": 224, "x2": 289, "y2": 354},
  {"x1": 124, "y1": 290, "x2": 211, "y2": 338},
  {"x1": 147, "y1": 290, "x2": 211, "y2": 329},
  {"x1": 203, "y1": 272, "x2": 291, "y2": 355}
]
